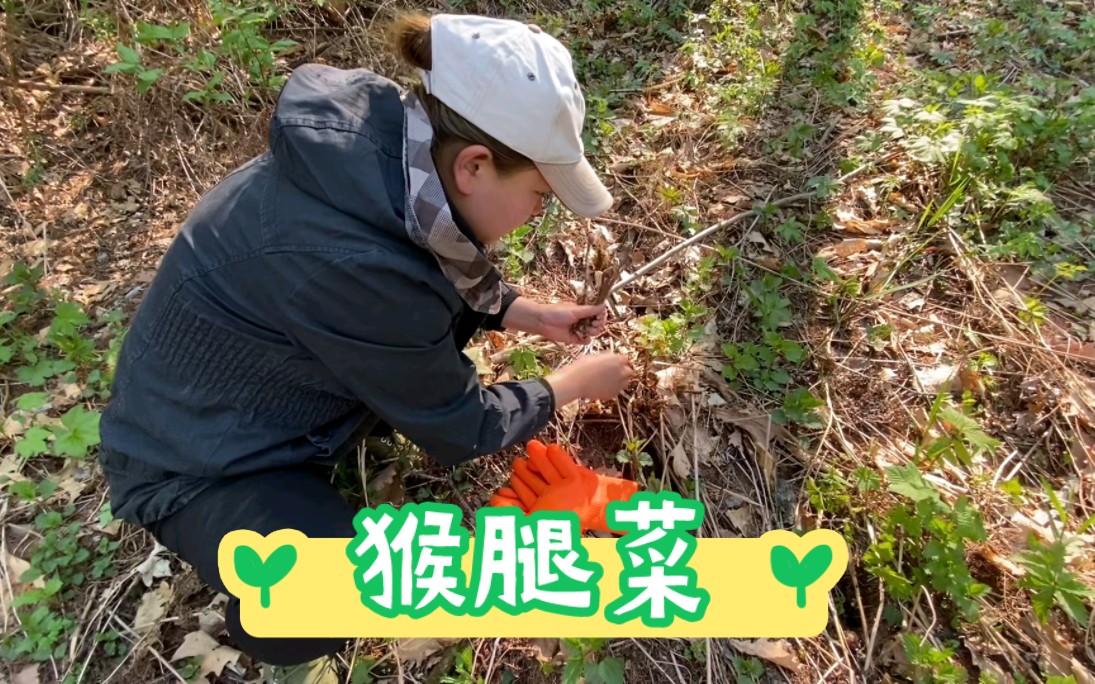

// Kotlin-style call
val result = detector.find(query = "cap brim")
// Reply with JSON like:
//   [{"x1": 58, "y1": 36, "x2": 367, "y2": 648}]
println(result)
[{"x1": 537, "y1": 158, "x2": 613, "y2": 219}]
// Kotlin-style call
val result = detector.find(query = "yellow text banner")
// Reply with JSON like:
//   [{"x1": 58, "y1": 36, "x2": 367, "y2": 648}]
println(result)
[{"x1": 218, "y1": 527, "x2": 848, "y2": 639}]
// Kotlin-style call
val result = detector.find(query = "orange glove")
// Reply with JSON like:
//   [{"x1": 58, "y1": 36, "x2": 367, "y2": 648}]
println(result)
[{"x1": 488, "y1": 440, "x2": 639, "y2": 534}]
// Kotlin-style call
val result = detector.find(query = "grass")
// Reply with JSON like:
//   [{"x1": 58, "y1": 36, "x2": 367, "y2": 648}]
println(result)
[{"x1": 2, "y1": 0, "x2": 1094, "y2": 682}]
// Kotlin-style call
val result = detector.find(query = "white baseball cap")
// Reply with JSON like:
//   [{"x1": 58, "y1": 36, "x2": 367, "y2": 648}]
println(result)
[{"x1": 419, "y1": 13, "x2": 614, "y2": 218}]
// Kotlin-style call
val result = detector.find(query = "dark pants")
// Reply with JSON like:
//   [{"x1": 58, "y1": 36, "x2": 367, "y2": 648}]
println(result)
[
  {"x1": 145, "y1": 464, "x2": 357, "y2": 666},
  {"x1": 131, "y1": 303, "x2": 493, "y2": 667}
]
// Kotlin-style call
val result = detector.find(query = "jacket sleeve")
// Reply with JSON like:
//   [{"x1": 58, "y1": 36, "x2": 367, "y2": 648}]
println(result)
[
  {"x1": 481, "y1": 282, "x2": 519, "y2": 331},
  {"x1": 282, "y1": 251, "x2": 555, "y2": 467}
]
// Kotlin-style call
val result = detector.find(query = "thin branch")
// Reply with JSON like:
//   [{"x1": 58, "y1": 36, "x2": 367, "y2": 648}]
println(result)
[
  {"x1": 0, "y1": 78, "x2": 112, "y2": 95},
  {"x1": 611, "y1": 161, "x2": 880, "y2": 295}
]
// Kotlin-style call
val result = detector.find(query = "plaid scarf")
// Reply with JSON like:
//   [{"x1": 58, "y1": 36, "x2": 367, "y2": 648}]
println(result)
[{"x1": 401, "y1": 90, "x2": 503, "y2": 315}]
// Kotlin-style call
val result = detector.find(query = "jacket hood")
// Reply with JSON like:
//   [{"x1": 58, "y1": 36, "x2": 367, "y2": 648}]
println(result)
[{"x1": 267, "y1": 64, "x2": 407, "y2": 231}]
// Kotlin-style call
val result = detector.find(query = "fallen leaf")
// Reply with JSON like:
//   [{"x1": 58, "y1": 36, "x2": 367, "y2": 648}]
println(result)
[
  {"x1": 655, "y1": 364, "x2": 702, "y2": 396},
  {"x1": 465, "y1": 346, "x2": 492, "y2": 376},
  {"x1": 912, "y1": 364, "x2": 957, "y2": 395},
  {"x1": 13, "y1": 664, "x2": 40, "y2": 684},
  {"x1": 133, "y1": 581, "x2": 173, "y2": 635},
  {"x1": 198, "y1": 607, "x2": 224, "y2": 636},
  {"x1": 55, "y1": 461, "x2": 91, "y2": 502},
  {"x1": 6, "y1": 553, "x2": 42, "y2": 589},
  {"x1": 1071, "y1": 661, "x2": 1095, "y2": 684},
  {"x1": 1021, "y1": 614, "x2": 1076, "y2": 678},
  {"x1": 97, "y1": 517, "x2": 123, "y2": 537},
  {"x1": 1067, "y1": 426, "x2": 1095, "y2": 476},
  {"x1": 728, "y1": 639, "x2": 802, "y2": 673},
  {"x1": 395, "y1": 638, "x2": 456, "y2": 665},
  {"x1": 1048, "y1": 335, "x2": 1095, "y2": 364},
  {"x1": 136, "y1": 543, "x2": 173, "y2": 587},
  {"x1": 908, "y1": 340, "x2": 947, "y2": 355},
  {"x1": 530, "y1": 638, "x2": 560, "y2": 662},
  {"x1": 367, "y1": 464, "x2": 406, "y2": 506},
  {"x1": 713, "y1": 409, "x2": 782, "y2": 452},
  {"x1": 899, "y1": 293, "x2": 926, "y2": 311},
  {"x1": 646, "y1": 100, "x2": 674, "y2": 116},
  {"x1": 694, "y1": 429, "x2": 719, "y2": 465},
  {"x1": 171, "y1": 630, "x2": 242, "y2": 679},
  {"x1": 3, "y1": 412, "x2": 28, "y2": 439},
  {"x1": 726, "y1": 506, "x2": 754, "y2": 536},
  {"x1": 745, "y1": 231, "x2": 774, "y2": 253},
  {"x1": 670, "y1": 439, "x2": 692, "y2": 479},
  {"x1": 59, "y1": 382, "x2": 82, "y2": 400},
  {"x1": 171, "y1": 630, "x2": 218, "y2": 659},
  {"x1": 818, "y1": 238, "x2": 872, "y2": 260}
]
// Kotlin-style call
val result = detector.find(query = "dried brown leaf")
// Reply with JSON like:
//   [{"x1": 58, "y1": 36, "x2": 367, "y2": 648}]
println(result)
[
  {"x1": 14, "y1": 664, "x2": 40, "y2": 684},
  {"x1": 726, "y1": 505, "x2": 754, "y2": 536},
  {"x1": 198, "y1": 607, "x2": 224, "y2": 636},
  {"x1": 818, "y1": 238, "x2": 875, "y2": 260},
  {"x1": 6, "y1": 553, "x2": 39, "y2": 589},
  {"x1": 530, "y1": 638, "x2": 561, "y2": 662},
  {"x1": 670, "y1": 439, "x2": 692, "y2": 479},
  {"x1": 136, "y1": 544, "x2": 173, "y2": 588},
  {"x1": 395, "y1": 638, "x2": 457, "y2": 665},
  {"x1": 55, "y1": 461, "x2": 90, "y2": 502},
  {"x1": 171, "y1": 630, "x2": 241, "y2": 679},
  {"x1": 728, "y1": 639, "x2": 803, "y2": 673},
  {"x1": 133, "y1": 581, "x2": 173, "y2": 635},
  {"x1": 912, "y1": 364, "x2": 957, "y2": 395}
]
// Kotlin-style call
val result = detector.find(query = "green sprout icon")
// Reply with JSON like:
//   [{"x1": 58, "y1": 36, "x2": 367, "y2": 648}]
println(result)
[
  {"x1": 771, "y1": 543, "x2": 832, "y2": 608},
  {"x1": 234, "y1": 544, "x2": 297, "y2": 608}
]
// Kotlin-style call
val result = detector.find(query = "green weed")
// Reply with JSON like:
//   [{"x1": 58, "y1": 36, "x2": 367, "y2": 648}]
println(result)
[
  {"x1": 508, "y1": 348, "x2": 545, "y2": 381},
  {"x1": 561, "y1": 638, "x2": 625, "y2": 684},
  {"x1": 441, "y1": 645, "x2": 485, "y2": 684},
  {"x1": 864, "y1": 464, "x2": 991, "y2": 622},
  {"x1": 0, "y1": 506, "x2": 121, "y2": 662},
  {"x1": 901, "y1": 634, "x2": 969, "y2": 684}
]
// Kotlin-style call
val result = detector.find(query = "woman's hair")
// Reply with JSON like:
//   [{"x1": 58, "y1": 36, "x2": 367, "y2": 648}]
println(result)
[{"x1": 389, "y1": 12, "x2": 536, "y2": 177}]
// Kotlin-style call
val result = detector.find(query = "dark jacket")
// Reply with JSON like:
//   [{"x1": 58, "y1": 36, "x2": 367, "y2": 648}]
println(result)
[{"x1": 97, "y1": 64, "x2": 555, "y2": 527}]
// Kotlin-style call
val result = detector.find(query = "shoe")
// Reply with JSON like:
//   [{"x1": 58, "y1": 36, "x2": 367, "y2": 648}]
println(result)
[{"x1": 266, "y1": 656, "x2": 340, "y2": 684}]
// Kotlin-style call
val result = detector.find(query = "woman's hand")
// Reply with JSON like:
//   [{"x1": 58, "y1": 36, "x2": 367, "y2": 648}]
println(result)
[
  {"x1": 501, "y1": 298, "x2": 607, "y2": 345},
  {"x1": 544, "y1": 353, "x2": 633, "y2": 405},
  {"x1": 537, "y1": 302, "x2": 607, "y2": 345}
]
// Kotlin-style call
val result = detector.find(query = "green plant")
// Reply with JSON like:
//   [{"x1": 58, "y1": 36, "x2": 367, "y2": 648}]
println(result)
[
  {"x1": 864, "y1": 464, "x2": 991, "y2": 621},
  {"x1": 616, "y1": 437, "x2": 654, "y2": 477},
  {"x1": 561, "y1": 638, "x2": 625, "y2": 684},
  {"x1": 1014, "y1": 535, "x2": 1094, "y2": 628},
  {"x1": 721, "y1": 337, "x2": 794, "y2": 393},
  {"x1": 805, "y1": 467, "x2": 853, "y2": 517},
  {"x1": 1017, "y1": 296, "x2": 1047, "y2": 329},
  {"x1": 731, "y1": 655, "x2": 765, "y2": 684},
  {"x1": 441, "y1": 645, "x2": 485, "y2": 684},
  {"x1": 0, "y1": 506, "x2": 120, "y2": 662},
  {"x1": 207, "y1": 0, "x2": 297, "y2": 91},
  {"x1": 497, "y1": 223, "x2": 535, "y2": 280},
  {"x1": 773, "y1": 387, "x2": 824, "y2": 428},
  {"x1": 508, "y1": 348, "x2": 545, "y2": 380},
  {"x1": 775, "y1": 216, "x2": 806, "y2": 243},
  {"x1": 919, "y1": 394, "x2": 1001, "y2": 467},
  {"x1": 636, "y1": 308, "x2": 705, "y2": 360},
  {"x1": 901, "y1": 634, "x2": 969, "y2": 684},
  {"x1": 1011, "y1": 482, "x2": 1095, "y2": 628},
  {"x1": 103, "y1": 44, "x2": 164, "y2": 93}
]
